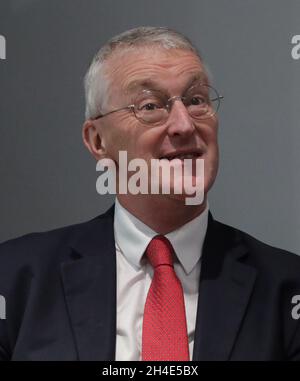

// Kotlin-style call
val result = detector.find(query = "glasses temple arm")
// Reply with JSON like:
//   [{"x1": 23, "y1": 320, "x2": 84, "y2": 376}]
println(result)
[
  {"x1": 92, "y1": 105, "x2": 134, "y2": 120},
  {"x1": 210, "y1": 95, "x2": 224, "y2": 102}
]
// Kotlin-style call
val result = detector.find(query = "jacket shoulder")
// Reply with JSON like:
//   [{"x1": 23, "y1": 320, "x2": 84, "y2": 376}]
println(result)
[
  {"x1": 0, "y1": 207, "x2": 113, "y2": 271},
  {"x1": 214, "y1": 218, "x2": 300, "y2": 278}
]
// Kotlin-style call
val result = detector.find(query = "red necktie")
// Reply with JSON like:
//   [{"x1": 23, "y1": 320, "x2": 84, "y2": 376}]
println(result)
[{"x1": 142, "y1": 235, "x2": 189, "y2": 361}]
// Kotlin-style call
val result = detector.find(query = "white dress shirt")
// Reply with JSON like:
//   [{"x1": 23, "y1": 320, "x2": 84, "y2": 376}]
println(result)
[{"x1": 114, "y1": 198, "x2": 209, "y2": 361}]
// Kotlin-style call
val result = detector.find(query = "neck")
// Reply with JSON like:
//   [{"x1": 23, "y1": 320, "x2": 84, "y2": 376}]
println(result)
[{"x1": 117, "y1": 194, "x2": 207, "y2": 235}]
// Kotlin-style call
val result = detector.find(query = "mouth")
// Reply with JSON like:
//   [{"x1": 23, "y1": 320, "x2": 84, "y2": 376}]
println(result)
[{"x1": 159, "y1": 149, "x2": 204, "y2": 161}]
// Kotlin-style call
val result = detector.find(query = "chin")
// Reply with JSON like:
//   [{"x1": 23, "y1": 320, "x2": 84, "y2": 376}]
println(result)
[{"x1": 163, "y1": 192, "x2": 207, "y2": 208}]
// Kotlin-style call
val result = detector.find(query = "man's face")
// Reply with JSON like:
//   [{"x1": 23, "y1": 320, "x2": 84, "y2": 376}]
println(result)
[{"x1": 97, "y1": 47, "x2": 219, "y2": 201}]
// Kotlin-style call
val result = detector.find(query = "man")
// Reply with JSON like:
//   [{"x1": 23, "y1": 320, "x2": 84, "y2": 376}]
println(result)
[{"x1": 0, "y1": 26, "x2": 300, "y2": 361}]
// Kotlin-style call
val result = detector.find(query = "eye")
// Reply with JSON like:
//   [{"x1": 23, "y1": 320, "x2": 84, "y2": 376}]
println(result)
[
  {"x1": 189, "y1": 95, "x2": 206, "y2": 106},
  {"x1": 141, "y1": 102, "x2": 160, "y2": 111},
  {"x1": 138, "y1": 98, "x2": 164, "y2": 111}
]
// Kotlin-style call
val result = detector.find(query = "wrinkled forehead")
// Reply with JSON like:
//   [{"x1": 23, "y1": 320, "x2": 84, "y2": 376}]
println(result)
[{"x1": 104, "y1": 47, "x2": 208, "y2": 98}]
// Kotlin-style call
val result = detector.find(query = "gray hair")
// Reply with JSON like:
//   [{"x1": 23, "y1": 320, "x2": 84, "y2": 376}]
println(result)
[{"x1": 84, "y1": 26, "x2": 204, "y2": 120}]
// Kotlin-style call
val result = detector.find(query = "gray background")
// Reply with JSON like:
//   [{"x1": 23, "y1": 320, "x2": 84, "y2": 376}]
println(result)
[{"x1": 0, "y1": 0, "x2": 299, "y2": 255}]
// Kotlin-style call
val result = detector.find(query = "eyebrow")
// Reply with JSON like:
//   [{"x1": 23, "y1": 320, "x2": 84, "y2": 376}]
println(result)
[
  {"x1": 126, "y1": 79, "x2": 165, "y2": 93},
  {"x1": 125, "y1": 72, "x2": 209, "y2": 95}
]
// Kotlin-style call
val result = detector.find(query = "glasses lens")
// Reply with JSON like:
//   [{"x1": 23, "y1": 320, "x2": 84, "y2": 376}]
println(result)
[
  {"x1": 134, "y1": 90, "x2": 168, "y2": 124},
  {"x1": 184, "y1": 84, "x2": 220, "y2": 120},
  {"x1": 132, "y1": 85, "x2": 221, "y2": 125}
]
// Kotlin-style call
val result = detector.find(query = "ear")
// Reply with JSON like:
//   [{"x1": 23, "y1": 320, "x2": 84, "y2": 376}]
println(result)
[{"x1": 82, "y1": 119, "x2": 106, "y2": 161}]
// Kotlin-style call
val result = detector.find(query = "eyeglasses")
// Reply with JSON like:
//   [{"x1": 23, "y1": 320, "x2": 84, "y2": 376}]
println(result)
[{"x1": 92, "y1": 82, "x2": 224, "y2": 126}]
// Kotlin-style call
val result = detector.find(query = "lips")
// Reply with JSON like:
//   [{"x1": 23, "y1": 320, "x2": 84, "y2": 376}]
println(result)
[{"x1": 159, "y1": 149, "x2": 203, "y2": 161}]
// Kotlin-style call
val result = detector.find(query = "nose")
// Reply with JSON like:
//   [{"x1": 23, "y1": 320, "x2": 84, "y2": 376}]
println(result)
[{"x1": 166, "y1": 98, "x2": 195, "y2": 138}]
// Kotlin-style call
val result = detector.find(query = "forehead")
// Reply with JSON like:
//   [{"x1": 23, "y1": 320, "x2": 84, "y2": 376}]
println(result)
[{"x1": 105, "y1": 47, "x2": 207, "y2": 95}]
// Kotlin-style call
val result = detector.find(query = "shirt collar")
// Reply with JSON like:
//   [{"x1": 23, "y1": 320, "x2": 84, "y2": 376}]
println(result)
[{"x1": 114, "y1": 198, "x2": 209, "y2": 275}]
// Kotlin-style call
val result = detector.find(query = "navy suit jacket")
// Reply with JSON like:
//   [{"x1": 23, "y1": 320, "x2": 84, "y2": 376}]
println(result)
[{"x1": 0, "y1": 206, "x2": 300, "y2": 360}]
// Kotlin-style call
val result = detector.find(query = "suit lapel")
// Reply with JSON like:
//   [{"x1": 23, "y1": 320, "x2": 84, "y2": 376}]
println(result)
[
  {"x1": 60, "y1": 206, "x2": 257, "y2": 361},
  {"x1": 193, "y1": 214, "x2": 257, "y2": 361},
  {"x1": 61, "y1": 206, "x2": 116, "y2": 360}
]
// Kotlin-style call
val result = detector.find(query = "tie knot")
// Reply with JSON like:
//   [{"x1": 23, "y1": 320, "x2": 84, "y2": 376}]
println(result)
[{"x1": 145, "y1": 235, "x2": 174, "y2": 269}]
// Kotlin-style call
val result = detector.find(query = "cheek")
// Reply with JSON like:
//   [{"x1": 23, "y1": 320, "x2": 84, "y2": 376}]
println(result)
[
  {"x1": 104, "y1": 132, "x2": 126, "y2": 160},
  {"x1": 102, "y1": 117, "x2": 155, "y2": 162},
  {"x1": 201, "y1": 118, "x2": 218, "y2": 148},
  {"x1": 206, "y1": 141, "x2": 219, "y2": 185},
  {"x1": 134, "y1": 129, "x2": 164, "y2": 159},
  {"x1": 207, "y1": 134, "x2": 219, "y2": 169},
  {"x1": 203, "y1": 120, "x2": 218, "y2": 142},
  {"x1": 200, "y1": 123, "x2": 219, "y2": 171}
]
